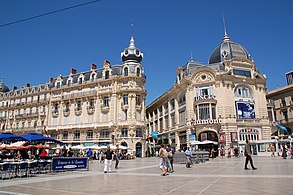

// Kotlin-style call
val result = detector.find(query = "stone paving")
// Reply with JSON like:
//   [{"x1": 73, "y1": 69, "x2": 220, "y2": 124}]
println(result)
[{"x1": 0, "y1": 156, "x2": 292, "y2": 195}]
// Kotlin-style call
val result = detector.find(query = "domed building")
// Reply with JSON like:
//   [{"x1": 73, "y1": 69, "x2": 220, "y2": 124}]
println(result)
[
  {"x1": 0, "y1": 79, "x2": 9, "y2": 93},
  {"x1": 146, "y1": 32, "x2": 272, "y2": 156},
  {"x1": 0, "y1": 36, "x2": 147, "y2": 157}
]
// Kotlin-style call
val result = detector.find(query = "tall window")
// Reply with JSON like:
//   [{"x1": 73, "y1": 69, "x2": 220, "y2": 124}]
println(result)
[
  {"x1": 124, "y1": 67, "x2": 128, "y2": 76},
  {"x1": 136, "y1": 68, "x2": 140, "y2": 76},
  {"x1": 121, "y1": 128, "x2": 128, "y2": 137},
  {"x1": 89, "y1": 99, "x2": 94, "y2": 108},
  {"x1": 136, "y1": 128, "x2": 143, "y2": 137},
  {"x1": 103, "y1": 96, "x2": 109, "y2": 107},
  {"x1": 87, "y1": 130, "x2": 93, "y2": 139},
  {"x1": 51, "y1": 132, "x2": 57, "y2": 139},
  {"x1": 179, "y1": 110, "x2": 186, "y2": 125},
  {"x1": 196, "y1": 103, "x2": 216, "y2": 120},
  {"x1": 63, "y1": 131, "x2": 68, "y2": 140},
  {"x1": 105, "y1": 71, "x2": 109, "y2": 79},
  {"x1": 123, "y1": 94, "x2": 128, "y2": 105},
  {"x1": 136, "y1": 95, "x2": 141, "y2": 106},
  {"x1": 100, "y1": 129, "x2": 109, "y2": 138},
  {"x1": 179, "y1": 92, "x2": 186, "y2": 106},
  {"x1": 239, "y1": 129, "x2": 259, "y2": 141},
  {"x1": 78, "y1": 77, "x2": 83, "y2": 84},
  {"x1": 74, "y1": 131, "x2": 80, "y2": 140},
  {"x1": 76, "y1": 100, "x2": 82, "y2": 111}
]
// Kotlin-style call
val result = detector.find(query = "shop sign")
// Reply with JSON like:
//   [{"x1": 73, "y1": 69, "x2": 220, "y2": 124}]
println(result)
[
  {"x1": 52, "y1": 157, "x2": 88, "y2": 171},
  {"x1": 191, "y1": 119, "x2": 222, "y2": 125}
]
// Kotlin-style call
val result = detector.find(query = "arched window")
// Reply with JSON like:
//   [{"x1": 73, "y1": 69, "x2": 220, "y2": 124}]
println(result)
[
  {"x1": 124, "y1": 67, "x2": 128, "y2": 76},
  {"x1": 235, "y1": 86, "x2": 252, "y2": 98},
  {"x1": 121, "y1": 128, "x2": 128, "y2": 137}
]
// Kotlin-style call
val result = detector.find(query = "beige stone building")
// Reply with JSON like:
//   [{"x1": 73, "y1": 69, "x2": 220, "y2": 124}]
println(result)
[
  {"x1": 146, "y1": 33, "x2": 271, "y2": 156},
  {"x1": 267, "y1": 73, "x2": 293, "y2": 141},
  {"x1": 0, "y1": 36, "x2": 147, "y2": 157}
]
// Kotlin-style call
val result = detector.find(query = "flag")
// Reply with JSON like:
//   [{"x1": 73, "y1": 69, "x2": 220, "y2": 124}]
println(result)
[
  {"x1": 278, "y1": 124, "x2": 287, "y2": 131},
  {"x1": 151, "y1": 132, "x2": 158, "y2": 139}
]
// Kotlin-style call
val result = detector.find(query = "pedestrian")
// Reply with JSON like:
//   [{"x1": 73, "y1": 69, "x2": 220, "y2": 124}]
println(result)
[
  {"x1": 158, "y1": 144, "x2": 168, "y2": 176},
  {"x1": 185, "y1": 147, "x2": 192, "y2": 168},
  {"x1": 281, "y1": 145, "x2": 287, "y2": 159},
  {"x1": 104, "y1": 145, "x2": 114, "y2": 173},
  {"x1": 87, "y1": 148, "x2": 93, "y2": 162},
  {"x1": 220, "y1": 148, "x2": 225, "y2": 158},
  {"x1": 114, "y1": 145, "x2": 120, "y2": 169},
  {"x1": 166, "y1": 144, "x2": 174, "y2": 173},
  {"x1": 99, "y1": 150, "x2": 104, "y2": 163},
  {"x1": 61, "y1": 146, "x2": 67, "y2": 157},
  {"x1": 244, "y1": 140, "x2": 257, "y2": 170}
]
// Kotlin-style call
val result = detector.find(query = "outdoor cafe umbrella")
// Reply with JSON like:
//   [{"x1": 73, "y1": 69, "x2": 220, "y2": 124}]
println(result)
[
  {"x1": 21, "y1": 132, "x2": 63, "y2": 144},
  {"x1": 0, "y1": 132, "x2": 27, "y2": 142}
]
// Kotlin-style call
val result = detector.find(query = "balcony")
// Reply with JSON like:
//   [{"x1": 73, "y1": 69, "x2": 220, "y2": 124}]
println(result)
[
  {"x1": 74, "y1": 108, "x2": 82, "y2": 116},
  {"x1": 101, "y1": 105, "x2": 110, "y2": 113},
  {"x1": 52, "y1": 110, "x2": 59, "y2": 118},
  {"x1": 87, "y1": 106, "x2": 95, "y2": 115},
  {"x1": 121, "y1": 102, "x2": 129, "y2": 110}
]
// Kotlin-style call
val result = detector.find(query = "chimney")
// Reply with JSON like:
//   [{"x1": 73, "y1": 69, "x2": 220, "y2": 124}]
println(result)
[
  {"x1": 91, "y1": 64, "x2": 97, "y2": 70},
  {"x1": 104, "y1": 60, "x2": 110, "y2": 65},
  {"x1": 13, "y1": 86, "x2": 17, "y2": 90},
  {"x1": 70, "y1": 68, "x2": 77, "y2": 74},
  {"x1": 49, "y1": 77, "x2": 54, "y2": 83},
  {"x1": 26, "y1": 83, "x2": 30, "y2": 87}
]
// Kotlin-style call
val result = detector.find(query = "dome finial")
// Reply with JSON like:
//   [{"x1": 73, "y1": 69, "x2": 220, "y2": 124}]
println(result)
[{"x1": 222, "y1": 11, "x2": 231, "y2": 41}]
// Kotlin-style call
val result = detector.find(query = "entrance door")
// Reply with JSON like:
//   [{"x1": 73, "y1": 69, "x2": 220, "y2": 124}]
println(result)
[{"x1": 135, "y1": 142, "x2": 142, "y2": 157}]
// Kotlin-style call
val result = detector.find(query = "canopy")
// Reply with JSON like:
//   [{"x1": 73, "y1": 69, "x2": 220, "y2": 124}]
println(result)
[
  {"x1": 21, "y1": 132, "x2": 63, "y2": 144},
  {"x1": 0, "y1": 132, "x2": 27, "y2": 142}
]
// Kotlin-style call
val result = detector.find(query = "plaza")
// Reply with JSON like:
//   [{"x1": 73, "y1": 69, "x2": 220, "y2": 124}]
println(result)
[{"x1": 0, "y1": 156, "x2": 292, "y2": 195}]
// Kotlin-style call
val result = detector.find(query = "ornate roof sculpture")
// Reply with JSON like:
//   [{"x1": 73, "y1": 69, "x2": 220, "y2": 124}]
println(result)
[{"x1": 121, "y1": 36, "x2": 143, "y2": 63}]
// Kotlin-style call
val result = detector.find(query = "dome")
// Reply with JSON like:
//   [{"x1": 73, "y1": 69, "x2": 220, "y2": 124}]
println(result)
[
  {"x1": 0, "y1": 80, "x2": 9, "y2": 93},
  {"x1": 208, "y1": 34, "x2": 250, "y2": 64},
  {"x1": 121, "y1": 36, "x2": 143, "y2": 63}
]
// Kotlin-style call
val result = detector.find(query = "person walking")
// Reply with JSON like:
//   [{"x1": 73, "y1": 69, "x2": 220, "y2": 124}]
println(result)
[
  {"x1": 158, "y1": 144, "x2": 168, "y2": 176},
  {"x1": 104, "y1": 145, "x2": 114, "y2": 173},
  {"x1": 244, "y1": 139, "x2": 257, "y2": 170},
  {"x1": 281, "y1": 145, "x2": 287, "y2": 159},
  {"x1": 114, "y1": 145, "x2": 120, "y2": 169},
  {"x1": 166, "y1": 144, "x2": 174, "y2": 173}
]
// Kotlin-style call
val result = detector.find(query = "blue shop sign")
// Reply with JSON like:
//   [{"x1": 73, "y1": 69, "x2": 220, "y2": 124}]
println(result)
[{"x1": 52, "y1": 157, "x2": 88, "y2": 171}]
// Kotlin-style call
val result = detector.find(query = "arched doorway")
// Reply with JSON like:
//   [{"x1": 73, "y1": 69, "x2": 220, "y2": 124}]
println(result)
[{"x1": 135, "y1": 142, "x2": 142, "y2": 157}]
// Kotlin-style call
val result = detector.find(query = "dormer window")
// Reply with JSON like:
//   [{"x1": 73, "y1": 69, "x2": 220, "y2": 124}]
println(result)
[
  {"x1": 78, "y1": 77, "x2": 83, "y2": 84},
  {"x1": 91, "y1": 74, "x2": 96, "y2": 82},
  {"x1": 67, "y1": 79, "x2": 72, "y2": 86},
  {"x1": 105, "y1": 71, "x2": 109, "y2": 79}
]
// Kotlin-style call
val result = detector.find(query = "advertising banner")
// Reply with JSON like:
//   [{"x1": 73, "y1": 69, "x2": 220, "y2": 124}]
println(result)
[
  {"x1": 52, "y1": 157, "x2": 88, "y2": 171},
  {"x1": 219, "y1": 133, "x2": 225, "y2": 143},
  {"x1": 231, "y1": 132, "x2": 238, "y2": 142},
  {"x1": 236, "y1": 102, "x2": 255, "y2": 119},
  {"x1": 201, "y1": 133, "x2": 207, "y2": 141}
]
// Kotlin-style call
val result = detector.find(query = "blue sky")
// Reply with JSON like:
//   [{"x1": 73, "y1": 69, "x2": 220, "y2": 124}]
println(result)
[{"x1": 0, "y1": 0, "x2": 292, "y2": 105}]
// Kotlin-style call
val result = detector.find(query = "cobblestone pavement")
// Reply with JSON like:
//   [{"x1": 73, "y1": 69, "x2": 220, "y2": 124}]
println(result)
[{"x1": 0, "y1": 156, "x2": 292, "y2": 195}]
